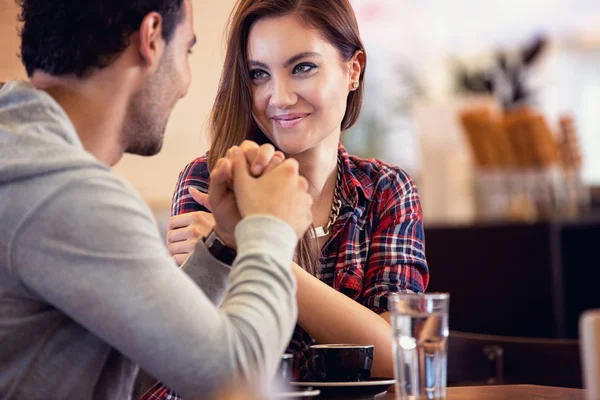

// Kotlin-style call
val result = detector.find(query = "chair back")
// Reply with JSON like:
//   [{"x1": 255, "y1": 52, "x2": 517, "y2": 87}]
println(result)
[{"x1": 448, "y1": 330, "x2": 581, "y2": 388}]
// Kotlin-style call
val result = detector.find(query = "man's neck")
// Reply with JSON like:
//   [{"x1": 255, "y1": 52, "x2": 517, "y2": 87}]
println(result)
[{"x1": 30, "y1": 71, "x2": 131, "y2": 167}]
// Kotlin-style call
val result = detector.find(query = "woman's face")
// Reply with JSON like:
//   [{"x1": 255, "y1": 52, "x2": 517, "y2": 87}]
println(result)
[{"x1": 247, "y1": 13, "x2": 362, "y2": 155}]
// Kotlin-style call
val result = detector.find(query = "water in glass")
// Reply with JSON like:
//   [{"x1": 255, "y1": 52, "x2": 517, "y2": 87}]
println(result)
[{"x1": 392, "y1": 300, "x2": 449, "y2": 399}]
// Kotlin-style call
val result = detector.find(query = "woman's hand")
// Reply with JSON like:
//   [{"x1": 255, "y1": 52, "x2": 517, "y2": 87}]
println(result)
[{"x1": 167, "y1": 197, "x2": 216, "y2": 266}]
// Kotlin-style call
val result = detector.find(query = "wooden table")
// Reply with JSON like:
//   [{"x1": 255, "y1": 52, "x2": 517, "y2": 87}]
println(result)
[{"x1": 370, "y1": 385, "x2": 586, "y2": 400}]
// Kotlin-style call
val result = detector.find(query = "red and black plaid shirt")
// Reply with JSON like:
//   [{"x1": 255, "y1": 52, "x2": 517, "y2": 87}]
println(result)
[{"x1": 139, "y1": 144, "x2": 429, "y2": 400}]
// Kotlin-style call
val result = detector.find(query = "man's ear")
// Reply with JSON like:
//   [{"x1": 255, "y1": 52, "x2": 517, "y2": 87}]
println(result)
[{"x1": 137, "y1": 12, "x2": 165, "y2": 70}]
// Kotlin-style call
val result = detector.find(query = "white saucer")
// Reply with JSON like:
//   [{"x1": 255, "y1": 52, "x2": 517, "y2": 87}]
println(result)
[
  {"x1": 291, "y1": 378, "x2": 395, "y2": 387},
  {"x1": 272, "y1": 388, "x2": 321, "y2": 398},
  {"x1": 290, "y1": 378, "x2": 395, "y2": 397}
]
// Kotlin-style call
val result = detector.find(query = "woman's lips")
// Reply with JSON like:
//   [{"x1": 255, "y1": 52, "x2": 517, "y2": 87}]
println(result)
[{"x1": 271, "y1": 113, "x2": 310, "y2": 128}]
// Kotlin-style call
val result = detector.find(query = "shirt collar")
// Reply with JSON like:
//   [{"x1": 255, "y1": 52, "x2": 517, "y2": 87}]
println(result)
[{"x1": 338, "y1": 142, "x2": 375, "y2": 209}]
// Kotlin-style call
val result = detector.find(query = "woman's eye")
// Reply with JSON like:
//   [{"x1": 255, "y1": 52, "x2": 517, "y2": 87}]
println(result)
[
  {"x1": 293, "y1": 63, "x2": 316, "y2": 74},
  {"x1": 250, "y1": 69, "x2": 269, "y2": 81}
]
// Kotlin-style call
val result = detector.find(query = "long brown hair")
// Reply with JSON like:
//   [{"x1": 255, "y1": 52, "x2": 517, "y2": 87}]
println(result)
[{"x1": 208, "y1": 0, "x2": 367, "y2": 275}]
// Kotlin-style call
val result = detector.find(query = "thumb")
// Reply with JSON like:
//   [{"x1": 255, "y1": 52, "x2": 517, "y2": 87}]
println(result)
[
  {"x1": 229, "y1": 146, "x2": 253, "y2": 191},
  {"x1": 208, "y1": 158, "x2": 232, "y2": 209},
  {"x1": 188, "y1": 187, "x2": 211, "y2": 212}
]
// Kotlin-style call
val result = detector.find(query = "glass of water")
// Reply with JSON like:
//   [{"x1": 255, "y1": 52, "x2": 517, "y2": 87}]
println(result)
[{"x1": 389, "y1": 293, "x2": 450, "y2": 400}]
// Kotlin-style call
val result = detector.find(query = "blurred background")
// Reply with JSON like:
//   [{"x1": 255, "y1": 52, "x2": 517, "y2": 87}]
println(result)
[
  {"x1": 3, "y1": 0, "x2": 598, "y2": 221},
  {"x1": 346, "y1": 0, "x2": 600, "y2": 225},
  {"x1": 2, "y1": 0, "x2": 600, "y2": 342}
]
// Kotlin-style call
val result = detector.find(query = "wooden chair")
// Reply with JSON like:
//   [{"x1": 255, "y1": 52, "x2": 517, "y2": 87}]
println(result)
[{"x1": 447, "y1": 330, "x2": 582, "y2": 388}]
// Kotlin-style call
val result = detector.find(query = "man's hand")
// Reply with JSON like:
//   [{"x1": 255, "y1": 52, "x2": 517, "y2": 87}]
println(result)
[
  {"x1": 226, "y1": 146, "x2": 312, "y2": 239},
  {"x1": 167, "y1": 141, "x2": 285, "y2": 265}
]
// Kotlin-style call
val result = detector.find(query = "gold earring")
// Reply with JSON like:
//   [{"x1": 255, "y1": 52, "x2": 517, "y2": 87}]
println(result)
[{"x1": 352, "y1": 81, "x2": 359, "y2": 90}]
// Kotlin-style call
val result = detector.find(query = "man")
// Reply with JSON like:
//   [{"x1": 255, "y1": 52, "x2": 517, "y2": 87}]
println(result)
[{"x1": 0, "y1": 0, "x2": 312, "y2": 399}]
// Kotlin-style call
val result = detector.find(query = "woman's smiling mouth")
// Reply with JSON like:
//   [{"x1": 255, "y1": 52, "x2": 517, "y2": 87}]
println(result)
[{"x1": 271, "y1": 113, "x2": 310, "y2": 128}]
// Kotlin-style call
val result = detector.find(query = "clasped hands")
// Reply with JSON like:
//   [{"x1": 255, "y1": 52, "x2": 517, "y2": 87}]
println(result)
[{"x1": 167, "y1": 141, "x2": 312, "y2": 265}]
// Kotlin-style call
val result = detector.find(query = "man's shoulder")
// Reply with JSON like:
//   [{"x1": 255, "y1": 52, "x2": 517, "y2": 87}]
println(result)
[
  {"x1": 6, "y1": 166, "x2": 159, "y2": 280},
  {"x1": 58, "y1": 169, "x2": 150, "y2": 216},
  {"x1": 12, "y1": 169, "x2": 158, "y2": 256},
  {"x1": 21, "y1": 166, "x2": 151, "y2": 230}
]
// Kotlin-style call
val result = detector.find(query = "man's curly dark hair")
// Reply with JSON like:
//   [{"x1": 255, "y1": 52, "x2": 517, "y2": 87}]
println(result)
[{"x1": 18, "y1": 0, "x2": 185, "y2": 77}]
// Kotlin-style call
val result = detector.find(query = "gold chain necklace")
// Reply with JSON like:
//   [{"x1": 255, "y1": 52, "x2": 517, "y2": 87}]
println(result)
[{"x1": 312, "y1": 155, "x2": 343, "y2": 239}]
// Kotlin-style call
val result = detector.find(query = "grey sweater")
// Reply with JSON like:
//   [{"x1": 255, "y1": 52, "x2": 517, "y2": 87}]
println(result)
[{"x1": 0, "y1": 81, "x2": 298, "y2": 400}]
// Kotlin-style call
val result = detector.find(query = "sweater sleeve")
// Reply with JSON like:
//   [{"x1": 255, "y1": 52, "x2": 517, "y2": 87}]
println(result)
[
  {"x1": 10, "y1": 174, "x2": 298, "y2": 399},
  {"x1": 171, "y1": 155, "x2": 231, "y2": 306}
]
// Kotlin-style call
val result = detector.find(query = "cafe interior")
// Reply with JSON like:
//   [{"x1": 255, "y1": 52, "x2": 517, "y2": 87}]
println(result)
[{"x1": 2, "y1": 0, "x2": 600, "y2": 399}]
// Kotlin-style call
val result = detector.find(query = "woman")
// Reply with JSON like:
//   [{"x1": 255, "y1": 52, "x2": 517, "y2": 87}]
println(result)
[{"x1": 148, "y1": 0, "x2": 429, "y2": 397}]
